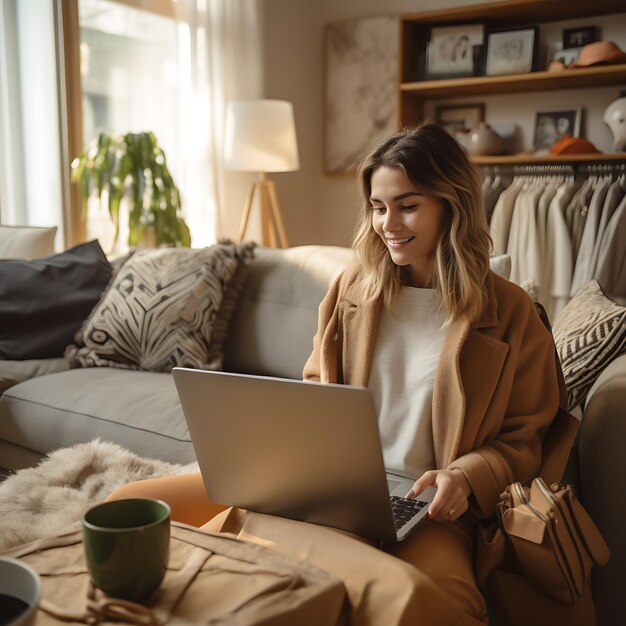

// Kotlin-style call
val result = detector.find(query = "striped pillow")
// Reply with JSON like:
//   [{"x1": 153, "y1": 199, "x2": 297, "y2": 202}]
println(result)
[
  {"x1": 66, "y1": 242, "x2": 254, "y2": 372},
  {"x1": 553, "y1": 280, "x2": 626, "y2": 410}
]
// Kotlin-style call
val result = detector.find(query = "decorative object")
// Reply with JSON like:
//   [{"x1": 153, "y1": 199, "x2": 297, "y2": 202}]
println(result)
[
  {"x1": 324, "y1": 16, "x2": 398, "y2": 174},
  {"x1": 563, "y1": 26, "x2": 599, "y2": 49},
  {"x1": 484, "y1": 26, "x2": 538, "y2": 76},
  {"x1": 427, "y1": 23, "x2": 485, "y2": 79},
  {"x1": 553, "y1": 280, "x2": 626, "y2": 410},
  {"x1": 0, "y1": 226, "x2": 57, "y2": 260},
  {"x1": 71, "y1": 131, "x2": 191, "y2": 248},
  {"x1": 0, "y1": 241, "x2": 112, "y2": 360},
  {"x1": 224, "y1": 100, "x2": 299, "y2": 248},
  {"x1": 435, "y1": 103, "x2": 485, "y2": 133},
  {"x1": 65, "y1": 241, "x2": 255, "y2": 373},
  {"x1": 466, "y1": 123, "x2": 504, "y2": 156},
  {"x1": 533, "y1": 107, "x2": 582, "y2": 152},
  {"x1": 0, "y1": 440, "x2": 195, "y2": 551},
  {"x1": 551, "y1": 47, "x2": 581, "y2": 66},
  {"x1": 603, "y1": 96, "x2": 626, "y2": 152}
]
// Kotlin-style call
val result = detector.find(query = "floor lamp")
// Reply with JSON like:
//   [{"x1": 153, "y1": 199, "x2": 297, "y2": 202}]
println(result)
[{"x1": 224, "y1": 100, "x2": 299, "y2": 248}]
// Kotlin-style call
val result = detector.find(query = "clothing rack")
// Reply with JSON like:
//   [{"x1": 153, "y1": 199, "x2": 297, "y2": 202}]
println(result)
[
  {"x1": 481, "y1": 160, "x2": 626, "y2": 176},
  {"x1": 482, "y1": 162, "x2": 626, "y2": 185}
]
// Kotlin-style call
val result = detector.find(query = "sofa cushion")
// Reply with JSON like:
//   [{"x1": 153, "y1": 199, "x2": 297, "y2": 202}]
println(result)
[
  {"x1": 0, "y1": 358, "x2": 69, "y2": 395},
  {"x1": 67, "y1": 242, "x2": 254, "y2": 372},
  {"x1": 0, "y1": 225, "x2": 57, "y2": 260},
  {"x1": 0, "y1": 368, "x2": 194, "y2": 464},
  {"x1": 553, "y1": 279, "x2": 626, "y2": 410},
  {"x1": 0, "y1": 241, "x2": 113, "y2": 360},
  {"x1": 223, "y1": 246, "x2": 354, "y2": 379}
]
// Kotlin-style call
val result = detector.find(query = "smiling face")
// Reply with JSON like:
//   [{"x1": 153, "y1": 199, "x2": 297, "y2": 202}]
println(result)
[{"x1": 370, "y1": 166, "x2": 447, "y2": 288}]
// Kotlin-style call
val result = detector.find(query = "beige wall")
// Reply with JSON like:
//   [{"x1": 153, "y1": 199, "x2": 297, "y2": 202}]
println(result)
[{"x1": 261, "y1": 0, "x2": 625, "y2": 247}]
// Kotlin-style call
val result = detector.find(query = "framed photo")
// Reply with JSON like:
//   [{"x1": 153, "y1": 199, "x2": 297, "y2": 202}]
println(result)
[
  {"x1": 324, "y1": 16, "x2": 398, "y2": 174},
  {"x1": 563, "y1": 26, "x2": 599, "y2": 49},
  {"x1": 533, "y1": 107, "x2": 582, "y2": 151},
  {"x1": 484, "y1": 26, "x2": 538, "y2": 76},
  {"x1": 427, "y1": 23, "x2": 484, "y2": 79},
  {"x1": 436, "y1": 103, "x2": 485, "y2": 132}
]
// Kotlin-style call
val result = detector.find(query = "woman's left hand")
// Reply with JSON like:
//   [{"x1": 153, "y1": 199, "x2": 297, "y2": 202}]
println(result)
[{"x1": 406, "y1": 469, "x2": 472, "y2": 522}]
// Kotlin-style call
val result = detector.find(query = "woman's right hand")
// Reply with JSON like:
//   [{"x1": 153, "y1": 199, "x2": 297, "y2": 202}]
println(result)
[{"x1": 406, "y1": 469, "x2": 471, "y2": 522}]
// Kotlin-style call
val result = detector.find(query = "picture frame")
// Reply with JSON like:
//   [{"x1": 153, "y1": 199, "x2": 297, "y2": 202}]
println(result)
[
  {"x1": 436, "y1": 103, "x2": 485, "y2": 132},
  {"x1": 324, "y1": 16, "x2": 399, "y2": 174},
  {"x1": 484, "y1": 26, "x2": 538, "y2": 76},
  {"x1": 532, "y1": 107, "x2": 582, "y2": 152},
  {"x1": 427, "y1": 23, "x2": 485, "y2": 79},
  {"x1": 562, "y1": 26, "x2": 599, "y2": 49}
]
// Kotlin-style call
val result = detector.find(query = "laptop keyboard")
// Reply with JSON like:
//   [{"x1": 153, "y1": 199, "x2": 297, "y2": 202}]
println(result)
[{"x1": 390, "y1": 495, "x2": 429, "y2": 531}]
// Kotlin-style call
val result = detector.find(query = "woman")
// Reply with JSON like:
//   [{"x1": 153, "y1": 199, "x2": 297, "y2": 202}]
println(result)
[{"x1": 109, "y1": 124, "x2": 570, "y2": 624}]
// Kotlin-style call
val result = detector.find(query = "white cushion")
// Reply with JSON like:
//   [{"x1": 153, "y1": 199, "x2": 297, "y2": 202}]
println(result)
[
  {"x1": 0, "y1": 225, "x2": 57, "y2": 260},
  {"x1": 490, "y1": 254, "x2": 511, "y2": 280}
]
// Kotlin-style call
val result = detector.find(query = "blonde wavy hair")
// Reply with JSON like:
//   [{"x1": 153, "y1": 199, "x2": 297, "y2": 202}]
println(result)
[{"x1": 353, "y1": 124, "x2": 492, "y2": 324}]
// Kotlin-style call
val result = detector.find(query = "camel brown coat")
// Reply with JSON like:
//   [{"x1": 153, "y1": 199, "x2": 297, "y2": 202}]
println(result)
[{"x1": 303, "y1": 266, "x2": 576, "y2": 520}]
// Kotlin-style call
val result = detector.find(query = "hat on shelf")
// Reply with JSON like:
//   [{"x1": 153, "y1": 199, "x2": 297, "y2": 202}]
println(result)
[
  {"x1": 568, "y1": 41, "x2": 626, "y2": 68},
  {"x1": 550, "y1": 135, "x2": 602, "y2": 156}
]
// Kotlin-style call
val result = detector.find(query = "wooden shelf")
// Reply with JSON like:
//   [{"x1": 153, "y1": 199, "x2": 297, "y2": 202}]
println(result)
[
  {"x1": 400, "y1": 64, "x2": 626, "y2": 98},
  {"x1": 472, "y1": 153, "x2": 626, "y2": 165},
  {"x1": 401, "y1": 0, "x2": 624, "y2": 26},
  {"x1": 398, "y1": 0, "x2": 626, "y2": 153}
]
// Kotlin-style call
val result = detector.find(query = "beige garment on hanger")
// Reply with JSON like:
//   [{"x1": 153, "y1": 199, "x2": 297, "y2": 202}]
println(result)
[
  {"x1": 570, "y1": 176, "x2": 612, "y2": 296},
  {"x1": 543, "y1": 181, "x2": 578, "y2": 321},
  {"x1": 490, "y1": 177, "x2": 524, "y2": 256},
  {"x1": 586, "y1": 179, "x2": 625, "y2": 282},
  {"x1": 508, "y1": 180, "x2": 544, "y2": 296},
  {"x1": 594, "y1": 192, "x2": 626, "y2": 305},
  {"x1": 535, "y1": 181, "x2": 559, "y2": 306}
]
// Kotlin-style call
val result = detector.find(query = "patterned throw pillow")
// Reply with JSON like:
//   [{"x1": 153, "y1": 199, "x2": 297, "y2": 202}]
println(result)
[
  {"x1": 553, "y1": 280, "x2": 626, "y2": 410},
  {"x1": 66, "y1": 242, "x2": 255, "y2": 372}
]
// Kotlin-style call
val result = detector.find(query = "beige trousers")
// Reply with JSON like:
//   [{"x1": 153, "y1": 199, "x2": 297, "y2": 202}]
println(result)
[{"x1": 108, "y1": 473, "x2": 487, "y2": 625}]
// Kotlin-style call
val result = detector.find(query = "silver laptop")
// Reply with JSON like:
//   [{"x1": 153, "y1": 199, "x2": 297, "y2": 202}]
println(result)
[{"x1": 172, "y1": 368, "x2": 436, "y2": 545}]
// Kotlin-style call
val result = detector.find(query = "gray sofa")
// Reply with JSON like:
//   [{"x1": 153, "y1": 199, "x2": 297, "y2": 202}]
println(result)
[
  {"x1": 0, "y1": 244, "x2": 624, "y2": 625},
  {"x1": 0, "y1": 245, "x2": 353, "y2": 469}
]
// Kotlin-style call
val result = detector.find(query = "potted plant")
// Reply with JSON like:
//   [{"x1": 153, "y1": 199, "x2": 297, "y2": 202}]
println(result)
[{"x1": 71, "y1": 131, "x2": 191, "y2": 248}]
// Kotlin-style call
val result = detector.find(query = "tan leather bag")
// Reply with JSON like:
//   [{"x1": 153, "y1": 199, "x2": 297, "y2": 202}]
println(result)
[
  {"x1": 498, "y1": 477, "x2": 610, "y2": 606},
  {"x1": 3, "y1": 521, "x2": 347, "y2": 625}
]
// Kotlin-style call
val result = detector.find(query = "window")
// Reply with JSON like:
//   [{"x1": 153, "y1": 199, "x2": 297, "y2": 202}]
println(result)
[{"x1": 77, "y1": 0, "x2": 183, "y2": 254}]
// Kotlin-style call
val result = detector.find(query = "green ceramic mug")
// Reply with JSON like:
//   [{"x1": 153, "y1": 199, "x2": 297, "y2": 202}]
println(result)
[{"x1": 82, "y1": 498, "x2": 170, "y2": 603}]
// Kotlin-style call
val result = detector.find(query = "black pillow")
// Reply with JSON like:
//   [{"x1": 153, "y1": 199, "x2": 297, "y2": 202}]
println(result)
[{"x1": 0, "y1": 240, "x2": 112, "y2": 360}]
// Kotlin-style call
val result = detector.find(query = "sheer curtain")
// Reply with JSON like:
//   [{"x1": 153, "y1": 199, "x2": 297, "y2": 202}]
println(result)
[
  {"x1": 0, "y1": 0, "x2": 65, "y2": 248},
  {"x1": 174, "y1": 0, "x2": 263, "y2": 247}
]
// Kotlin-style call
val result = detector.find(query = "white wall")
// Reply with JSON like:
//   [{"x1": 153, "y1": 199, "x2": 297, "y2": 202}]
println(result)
[{"x1": 262, "y1": 0, "x2": 626, "y2": 247}]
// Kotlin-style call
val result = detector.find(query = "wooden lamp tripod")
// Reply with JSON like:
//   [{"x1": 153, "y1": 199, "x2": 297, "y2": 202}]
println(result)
[
  {"x1": 224, "y1": 100, "x2": 299, "y2": 249},
  {"x1": 238, "y1": 172, "x2": 289, "y2": 248}
]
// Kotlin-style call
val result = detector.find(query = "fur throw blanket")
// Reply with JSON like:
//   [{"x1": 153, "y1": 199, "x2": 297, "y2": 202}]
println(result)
[{"x1": 0, "y1": 439, "x2": 197, "y2": 551}]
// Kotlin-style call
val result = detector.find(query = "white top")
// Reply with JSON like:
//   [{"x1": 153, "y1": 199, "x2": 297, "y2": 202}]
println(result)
[{"x1": 368, "y1": 287, "x2": 448, "y2": 479}]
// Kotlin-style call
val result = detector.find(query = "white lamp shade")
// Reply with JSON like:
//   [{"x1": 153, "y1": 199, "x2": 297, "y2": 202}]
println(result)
[{"x1": 224, "y1": 100, "x2": 299, "y2": 172}]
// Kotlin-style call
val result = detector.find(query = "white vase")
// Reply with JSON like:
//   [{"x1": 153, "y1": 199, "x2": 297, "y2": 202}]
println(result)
[
  {"x1": 603, "y1": 97, "x2": 626, "y2": 152},
  {"x1": 466, "y1": 123, "x2": 503, "y2": 156}
]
